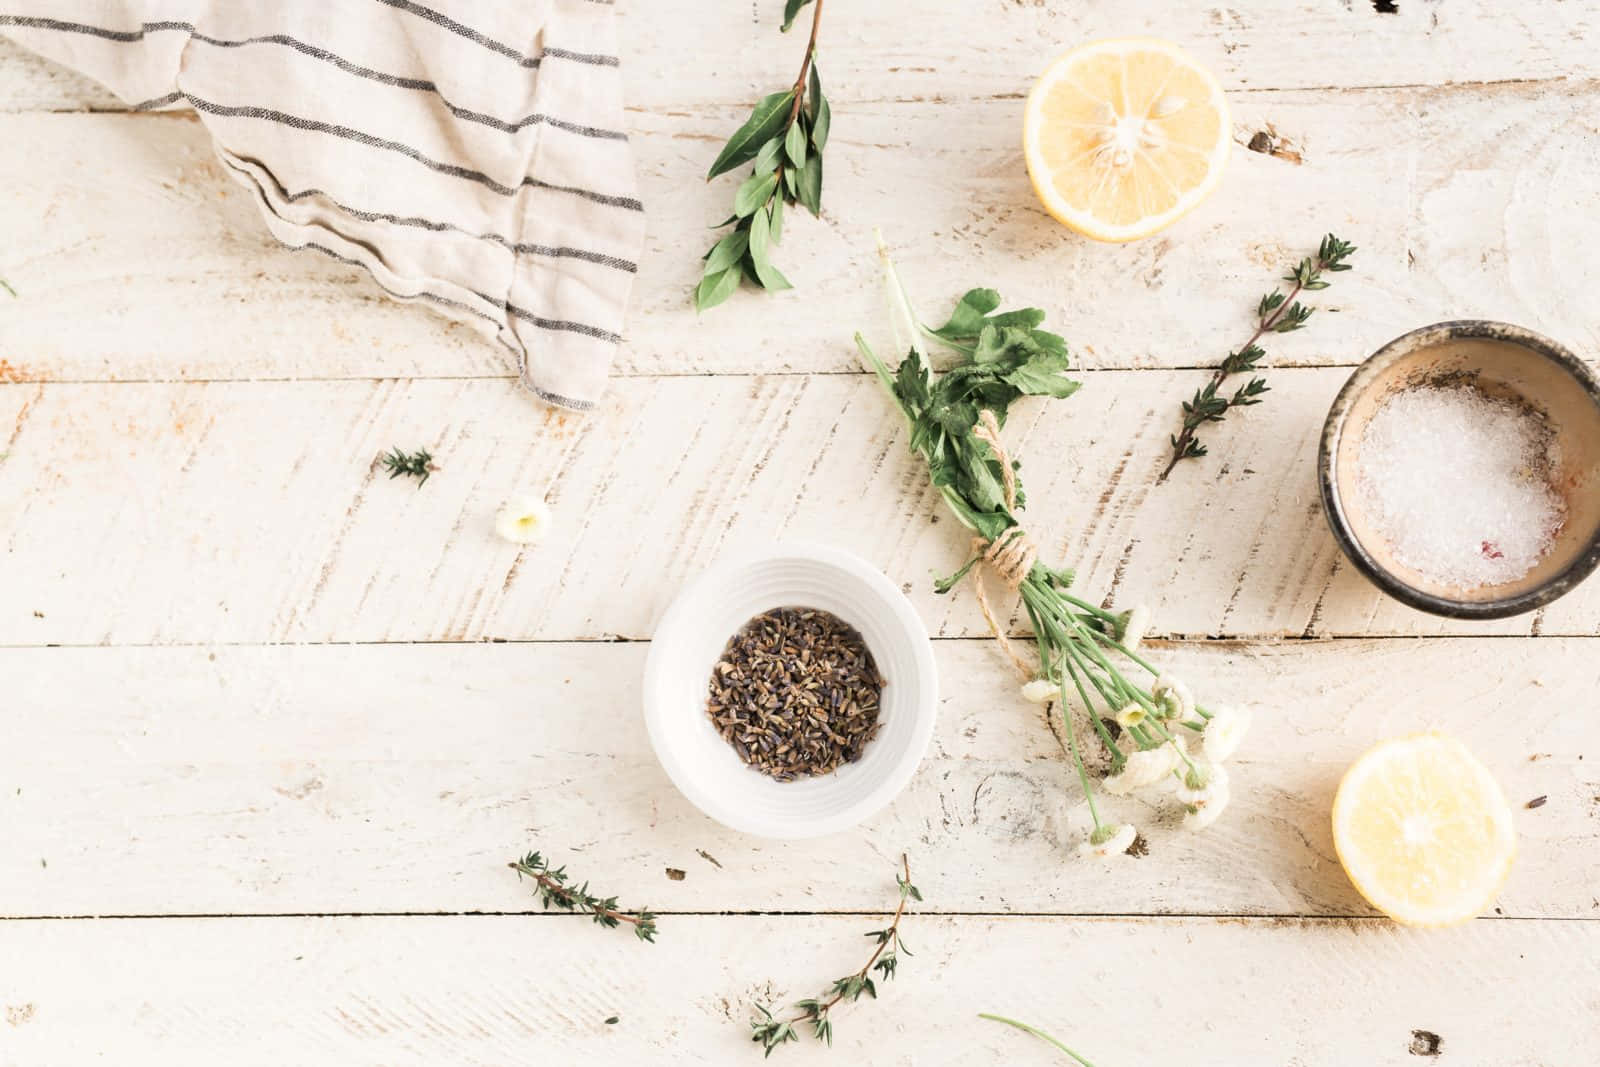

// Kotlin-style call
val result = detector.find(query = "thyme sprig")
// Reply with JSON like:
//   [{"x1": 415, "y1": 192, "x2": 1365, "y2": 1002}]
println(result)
[
  {"x1": 696, "y1": 0, "x2": 830, "y2": 311},
  {"x1": 379, "y1": 446, "x2": 436, "y2": 486},
  {"x1": 1159, "y1": 233, "x2": 1356, "y2": 480},
  {"x1": 508, "y1": 851, "x2": 659, "y2": 942},
  {"x1": 750, "y1": 854, "x2": 920, "y2": 1056}
]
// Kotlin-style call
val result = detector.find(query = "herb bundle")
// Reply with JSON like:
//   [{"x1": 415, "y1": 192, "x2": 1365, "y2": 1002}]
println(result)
[
  {"x1": 751, "y1": 854, "x2": 919, "y2": 1055},
  {"x1": 696, "y1": 0, "x2": 830, "y2": 311},
  {"x1": 1160, "y1": 234, "x2": 1356, "y2": 480},
  {"x1": 856, "y1": 237, "x2": 1251, "y2": 854},
  {"x1": 508, "y1": 851, "x2": 658, "y2": 942}
]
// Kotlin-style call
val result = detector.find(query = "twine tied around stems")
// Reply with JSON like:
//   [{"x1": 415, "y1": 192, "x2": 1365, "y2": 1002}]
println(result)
[{"x1": 967, "y1": 410, "x2": 1039, "y2": 680}]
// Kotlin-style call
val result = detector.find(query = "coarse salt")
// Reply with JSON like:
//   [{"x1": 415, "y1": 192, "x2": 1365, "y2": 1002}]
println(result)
[{"x1": 1355, "y1": 382, "x2": 1565, "y2": 590}]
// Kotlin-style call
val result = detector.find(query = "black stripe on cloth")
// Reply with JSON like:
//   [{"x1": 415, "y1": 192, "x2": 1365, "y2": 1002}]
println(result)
[
  {"x1": 523, "y1": 178, "x2": 643, "y2": 212},
  {"x1": 293, "y1": 242, "x2": 600, "y2": 411},
  {"x1": 131, "y1": 92, "x2": 646, "y2": 210},
  {"x1": 0, "y1": 15, "x2": 626, "y2": 139},
  {"x1": 371, "y1": 0, "x2": 619, "y2": 67},
  {"x1": 222, "y1": 155, "x2": 639, "y2": 273}
]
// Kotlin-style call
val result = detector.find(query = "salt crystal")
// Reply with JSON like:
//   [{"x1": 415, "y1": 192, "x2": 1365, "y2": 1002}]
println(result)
[{"x1": 1355, "y1": 382, "x2": 1565, "y2": 590}]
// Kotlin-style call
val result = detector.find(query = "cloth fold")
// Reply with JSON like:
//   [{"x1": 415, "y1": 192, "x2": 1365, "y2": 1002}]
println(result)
[{"x1": 2, "y1": 0, "x2": 644, "y2": 410}]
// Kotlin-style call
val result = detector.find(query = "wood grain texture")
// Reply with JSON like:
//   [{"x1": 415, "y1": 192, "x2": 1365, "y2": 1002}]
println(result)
[
  {"x1": 4, "y1": 82, "x2": 1600, "y2": 380},
  {"x1": 3, "y1": 373, "x2": 1598, "y2": 645},
  {"x1": 3, "y1": 639, "x2": 1593, "y2": 918},
  {"x1": 2, "y1": 914, "x2": 1597, "y2": 1065}
]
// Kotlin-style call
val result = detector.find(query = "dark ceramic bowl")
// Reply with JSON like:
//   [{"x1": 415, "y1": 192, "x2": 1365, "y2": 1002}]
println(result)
[{"x1": 1319, "y1": 320, "x2": 1600, "y2": 619}]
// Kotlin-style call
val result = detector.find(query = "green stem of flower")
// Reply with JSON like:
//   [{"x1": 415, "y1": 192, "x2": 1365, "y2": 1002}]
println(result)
[
  {"x1": 979, "y1": 1014, "x2": 1099, "y2": 1067},
  {"x1": 1063, "y1": 652, "x2": 1124, "y2": 764},
  {"x1": 1060, "y1": 593, "x2": 1118, "y2": 623},
  {"x1": 1056, "y1": 676, "x2": 1101, "y2": 830},
  {"x1": 1084, "y1": 624, "x2": 1162, "y2": 677}
]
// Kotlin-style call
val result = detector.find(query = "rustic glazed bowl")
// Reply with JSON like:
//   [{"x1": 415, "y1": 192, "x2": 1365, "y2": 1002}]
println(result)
[
  {"x1": 1319, "y1": 320, "x2": 1600, "y2": 619},
  {"x1": 642, "y1": 542, "x2": 938, "y2": 838}
]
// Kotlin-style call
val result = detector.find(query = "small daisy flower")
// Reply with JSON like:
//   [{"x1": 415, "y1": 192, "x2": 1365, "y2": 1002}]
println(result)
[
  {"x1": 1202, "y1": 705, "x2": 1253, "y2": 762},
  {"x1": 1114, "y1": 703, "x2": 1147, "y2": 730},
  {"x1": 1103, "y1": 742, "x2": 1179, "y2": 795},
  {"x1": 1152, "y1": 674, "x2": 1195, "y2": 722},
  {"x1": 1020, "y1": 679, "x2": 1057, "y2": 704},
  {"x1": 1182, "y1": 782, "x2": 1232, "y2": 831},
  {"x1": 494, "y1": 495, "x2": 553, "y2": 544},
  {"x1": 1175, "y1": 761, "x2": 1229, "y2": 805},
  {"x1": 1077, "y1": 823, "x2": 1137, "y2": 858},
  {"x1": 1117, "y1": 604, "x2": 1153, "y2": 651}
]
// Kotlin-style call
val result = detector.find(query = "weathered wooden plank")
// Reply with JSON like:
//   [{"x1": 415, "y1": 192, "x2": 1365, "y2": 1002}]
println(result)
[
  {"x1": 2, "y1": 639, "x2": 1592, "y2": 918},
  {"x1": 4, "y1": 80, "x2": 1600, "y2": 380},
  {"x1": 3, "y1": 373, "x2": 1597, "y2": 644},
  {"x1": 5, "y1": 0, "x2": 1600, "y2": 115},
  {"x1": 1, "y1": 914, "x2": 1594, "y2": 1064}
]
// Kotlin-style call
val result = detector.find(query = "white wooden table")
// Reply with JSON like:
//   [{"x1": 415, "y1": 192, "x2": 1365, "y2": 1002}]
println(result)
[{"x1": 4, "y1": 3, "x2": 1600, "y2": 1063}]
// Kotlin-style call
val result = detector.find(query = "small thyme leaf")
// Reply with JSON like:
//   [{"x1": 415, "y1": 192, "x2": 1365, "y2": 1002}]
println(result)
[
  {"x1": 380, "y1": 447, "x2": 436, "y2": 486},
  {"x1": 0, "y1": 278, "x2": 15, "y2": 298},
  {"x1": 1159, "y1": 233, "x2": 1356, "y2": 481},
  {"x1": 746, "y1": 853, "x2": 918, "y2": 1055},
  {"x1": 508, "y1": 851, "x2": 658, "y2": 942}
]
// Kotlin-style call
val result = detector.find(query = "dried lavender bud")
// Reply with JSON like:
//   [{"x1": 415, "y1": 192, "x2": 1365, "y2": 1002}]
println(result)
[{"x1": 707, "y1": 607, "x2": 884, "y2": 781}]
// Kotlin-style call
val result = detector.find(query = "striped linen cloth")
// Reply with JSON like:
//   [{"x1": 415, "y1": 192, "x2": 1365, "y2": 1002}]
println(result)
[{"x1": 1, "y1": 1, "x2": 644, "y2": 410}]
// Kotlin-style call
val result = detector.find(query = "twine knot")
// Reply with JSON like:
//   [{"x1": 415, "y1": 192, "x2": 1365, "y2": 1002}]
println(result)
[{"x1": 965, "y1": 410, "x2": 1041, "y2": 679}]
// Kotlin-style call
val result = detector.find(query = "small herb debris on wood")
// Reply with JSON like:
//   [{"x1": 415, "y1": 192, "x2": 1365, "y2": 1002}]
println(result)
[
  {"x1": 380, "y1": 446, "x2": 436, "y2": 486},
  {"x1": 695, "y1": 0, "x2": 830, "y2": 311},
  {"x1": 1159, "y1": 233, "x2": 1356, "y2": 481},
  {"x1": 980, "y1": 1014, "x2": 1099, "y2": 1066},
  {"x1": 751, "y1": 854, "x2": 919, "y2": 1056},
  {"x1": 0, "y1": 279, "x2": 15, "y2": 297},
  {"x1": 708, "y1": 607, "x2": 884, "y2": 780},
  {"x1": 856, "y1": 235, "x2": 1251, "y2": 856},
  {"x1": 508, "y1": 851, "x2": 658, "y2": 942}
]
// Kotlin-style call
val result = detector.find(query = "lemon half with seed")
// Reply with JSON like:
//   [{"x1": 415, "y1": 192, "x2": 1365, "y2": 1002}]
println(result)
[
  {"x1": 1023, "y1": 38, "x2": 1230, "y2": 242},
  {"x1": 1332, "y1": 733, "x2": 1516, "y2": 927}
]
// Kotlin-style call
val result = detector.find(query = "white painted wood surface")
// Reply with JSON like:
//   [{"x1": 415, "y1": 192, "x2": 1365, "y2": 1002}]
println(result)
[{"x1": 4, "y1": 1, "x2": 1600, "y2": 1061}]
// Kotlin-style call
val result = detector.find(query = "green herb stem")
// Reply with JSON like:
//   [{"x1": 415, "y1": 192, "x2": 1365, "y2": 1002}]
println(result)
[
  {"x1": 979, "y1": 1014, "x2": 1099, "y2": 1067},
  {"x1": 1159, "y1": 233, "x2": 1355, "y2": 481},
  {"x1": 508, "y1": 852, "x2": 658, "y2": 942}
]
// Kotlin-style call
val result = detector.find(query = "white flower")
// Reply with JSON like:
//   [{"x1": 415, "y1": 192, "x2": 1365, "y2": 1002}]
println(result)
[
  {"x1": 494, "y1": 495, "x2": 553, "y2": 544},
  {"x1": 1077, "y1": 823, "x2": 1138, "y2": 858},
  {"x1": 1152, "y1": 674, "x2": 1195, "y2": 722},
  {"x1": 1118, "y1": 604, "x2": 1152, "y2": 651},
  {"x1": 1020, "y1": 679, "x2": 1057, "y2": 704},
  {"x1": 1102, "y1": 742, "x2": 1179, "y2": 795},
  {"x1": 1175, "y1": 760, "x2": 1229, "y2": 805},
  {"x1": 1182, "y1": 781, "x2": 1232, "y2": 831},
  {"x1": 1114, "y1": 703, "x2": 1147, "y2": 730},
  {"x1": 1202, "y1": 705, "x2": 1252, "y2": 762}
]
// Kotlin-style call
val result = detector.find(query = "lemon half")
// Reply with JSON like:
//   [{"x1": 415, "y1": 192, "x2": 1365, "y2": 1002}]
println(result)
[
  {"x1": 1023, "y1": 38, "x2": 1231, "y2": 242},
  {"x1": 1332, "y1": 733, "x2": 1516, "y2": 927}
]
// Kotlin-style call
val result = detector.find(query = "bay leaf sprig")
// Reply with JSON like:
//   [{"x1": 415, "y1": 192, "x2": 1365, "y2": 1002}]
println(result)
[
  {"x1": 750, "y1": 854, "x2": 920, "y2": 1056},
  {"x1": 696, "y1": 0, "x2": 830, "y2": 311},
  {"x1": 1159, "y1": 233, "x2": 1356, "y2": 481},
  {"x1": 508, "y1": 851, "x2": 659, "y2": 942}
]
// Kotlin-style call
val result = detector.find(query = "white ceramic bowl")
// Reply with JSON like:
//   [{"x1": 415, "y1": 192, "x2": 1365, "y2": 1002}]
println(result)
[{"x1": 642, "y1": 542, "x2": 938, "y2": 839}]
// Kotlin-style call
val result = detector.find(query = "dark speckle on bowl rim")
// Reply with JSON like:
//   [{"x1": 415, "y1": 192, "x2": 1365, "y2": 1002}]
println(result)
[{"x1": 1318, "y1": 319, "x2": 1600, "y2": 620}]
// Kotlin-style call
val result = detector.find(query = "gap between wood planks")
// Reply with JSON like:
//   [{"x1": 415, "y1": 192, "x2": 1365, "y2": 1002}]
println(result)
[
  {"x1": 0, "y1": 633, "x2": 1588, "y2": 651},
  {"x1": 3, "y1": 910, "x2": 1595, "y2": 922}
]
